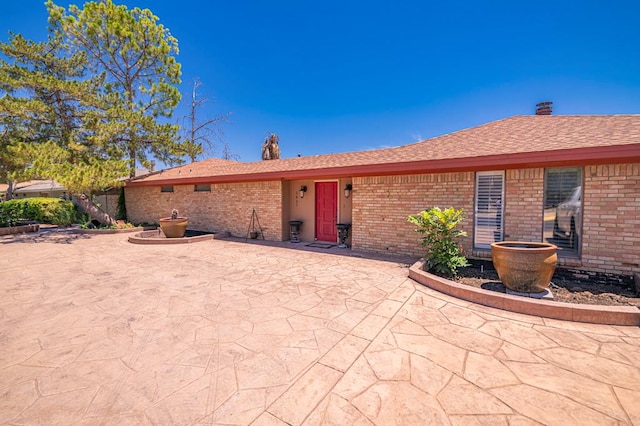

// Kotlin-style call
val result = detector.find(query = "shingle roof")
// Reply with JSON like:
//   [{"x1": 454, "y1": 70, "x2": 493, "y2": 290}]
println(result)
[
  {"x1": 128, "y1": 115, "x2": 640, "y2": 186},
  {"x1": 14, "y1": 180, "x2": 66, "y2": 193}
]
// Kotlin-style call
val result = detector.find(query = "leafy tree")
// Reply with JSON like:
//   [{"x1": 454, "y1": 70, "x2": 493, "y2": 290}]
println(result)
[
  {"x1": 180, "y1": 77, "x2": 231, "y2": 162},
  {"x1": 0, "y1": 28, "x2": 127, "y2": 224},
  {"x1": 0, "y1": 31, "x2": 77, "y2": 200},
  {"x1": 46, "y1": 0, "x2": 183, "y2": 177},
  {"x1": 261, "y1": 133, "x2": 281, "y2": 160},
  {"x1": 0, "y1": 1, "x2": 185, "y2": 225},
  {"x1": 407, "y1": 207, "x2": 469, "y2": 278}
]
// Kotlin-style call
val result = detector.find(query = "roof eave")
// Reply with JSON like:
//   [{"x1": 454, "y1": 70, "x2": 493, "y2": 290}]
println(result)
[{"x1": 126, "y1": 144, "x2": 640, "y2": 187}]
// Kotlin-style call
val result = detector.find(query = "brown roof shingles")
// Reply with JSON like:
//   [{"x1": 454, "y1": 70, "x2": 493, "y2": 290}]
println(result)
[{"x1": 128, "y1": 115, "x2": 640, "y2": 186}]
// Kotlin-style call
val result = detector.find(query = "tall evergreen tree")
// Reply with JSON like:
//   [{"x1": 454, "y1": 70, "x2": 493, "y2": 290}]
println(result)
[
  {"x1": 0, "y1": 30, "x2": 127, "y2": 224},
  {"x1": 0, "y1": 32, "x2": 74, "y2": 200},
  {"x1": 46, "y1": 0, "x2": 183, "y2": 177},
  {"x1": 0, "y1": 1, "x2": 185, "y2": 224}
]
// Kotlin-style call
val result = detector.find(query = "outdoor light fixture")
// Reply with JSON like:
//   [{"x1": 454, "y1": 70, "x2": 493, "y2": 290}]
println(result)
[
  {"x1": 299, "y1": 185, "x2": 307, "y2": 198},
  {"x1": 344, "y1": 183, "x2": 353, "y2": 198}
]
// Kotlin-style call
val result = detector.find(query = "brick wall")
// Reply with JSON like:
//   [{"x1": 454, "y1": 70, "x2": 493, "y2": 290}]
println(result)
[
  {"x1": 504, "y1": 168, "x2": 544, "y2": 241},
  {"x1": 125, "y1": 181, "x2": 283, "y2": 240},
  {"x1": 352, "y1": 164, "x2": 639, "y2": 276},
  {"x1": 352, "y1": 173, "x2": 475, "y2": 256},
  {"x1": 581, "y1": 163, "x2": 640, "y2": 275},
  {"x1": 125, "y1": 162, "x2": 639, "y2": 276}
]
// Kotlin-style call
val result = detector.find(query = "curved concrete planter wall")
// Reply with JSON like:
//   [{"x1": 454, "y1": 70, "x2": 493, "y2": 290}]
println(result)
[
  {"x1": 128, "y1": 229, "x2": 230, "y2": 244},
  {"x1": 409, "y1": 260, "x2": 640, "y2": 326},
  {"x1": 71, "y1": 226, "x2": 152, "y2": 234}
]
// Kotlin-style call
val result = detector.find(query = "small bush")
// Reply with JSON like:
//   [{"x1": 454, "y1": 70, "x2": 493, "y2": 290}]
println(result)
[
  {"x1": 42, "y1": 200, "x2": 77, "y2": 225},
  {"x1": 408, "y1": 206, "x2": 469, "y2": 278},
  {"x1": 0, "y1": 202, "x2": 21, "y2": 227},
  {"x1": 0, "y1": 198, "x2": 78, "y2": 226},
  {"x1": 116, "y1": 187, "x2": 127, "y2": 221}
]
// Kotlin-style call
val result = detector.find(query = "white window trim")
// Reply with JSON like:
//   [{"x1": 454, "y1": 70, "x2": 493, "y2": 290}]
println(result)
[{"x1": 474, "y1": 171, "x2": 505, "y2": 249}]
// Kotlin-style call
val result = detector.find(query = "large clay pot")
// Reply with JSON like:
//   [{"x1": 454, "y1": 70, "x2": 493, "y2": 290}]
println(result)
[
  {"x1": 159, "y1": 217, "x2": 188, "y2": 238},
  {"x1": 491, "y1": 241, "x2": 558, "y2": 293}
]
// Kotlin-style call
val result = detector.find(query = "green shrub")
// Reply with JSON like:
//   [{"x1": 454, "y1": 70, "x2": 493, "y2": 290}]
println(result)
[
  {"x1": 0, "y1": 202, "x2": 21, "y2": 227},
  {"x1": 41, "y1": 199, "x2": 77, "y2": 225},
  {"x1": 116, "y1": 187, "x2": 127, "y2": 221},
  {"x1": 0, "y1": 198, "x2": 78, "y2": 226},
  {"x1": 408, "y1": 206, "x2": 469, "y2": 278}
]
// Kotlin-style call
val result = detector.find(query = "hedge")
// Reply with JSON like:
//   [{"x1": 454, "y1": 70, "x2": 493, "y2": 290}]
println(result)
[{"x1": 0, "y1": 198, "x2": 77, "y2": 227}]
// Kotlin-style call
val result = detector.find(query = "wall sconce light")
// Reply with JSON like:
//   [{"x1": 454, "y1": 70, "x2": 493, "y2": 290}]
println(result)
[
  {"x1": 299, "y1": 185, "x2": 307, "y2": 198},
  {"x1": 344, "y1": 183, "x2": 353, "y2": 198}
]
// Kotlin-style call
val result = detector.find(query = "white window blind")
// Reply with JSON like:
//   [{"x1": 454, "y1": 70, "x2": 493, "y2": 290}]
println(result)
[{"x1": 474, "y1": 171, "x2": 504, "y2": 248}]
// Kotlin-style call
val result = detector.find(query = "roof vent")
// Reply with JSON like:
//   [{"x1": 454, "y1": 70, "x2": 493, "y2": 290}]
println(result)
[{"x1": 535, "y1": 101, "x2": 553, "y2": 115}]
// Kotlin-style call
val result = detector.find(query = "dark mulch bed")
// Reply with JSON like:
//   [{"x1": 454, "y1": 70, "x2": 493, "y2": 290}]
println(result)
[{"x1": 454, "y1": 260, "x2": 640, "y2": 307}]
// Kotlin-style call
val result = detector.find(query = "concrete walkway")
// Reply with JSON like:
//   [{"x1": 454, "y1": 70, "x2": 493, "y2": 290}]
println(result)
[{"x1": 1, "y1": 231, "x2": 639, "y2": 425}]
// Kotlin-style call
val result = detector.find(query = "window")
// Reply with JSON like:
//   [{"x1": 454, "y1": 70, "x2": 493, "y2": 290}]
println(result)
[
  {"x1": 544, "y1": 167, "x2": 583, "y2": 255},
  {"x1": 194, "y1": 184, "x2": 211, "y2": 192},
  {"x1": 474, "y1": 171, "x2": 504, "y2": 248},
  {"x1": 161, "y1": 186, "x2": 174, "y2": 193}
]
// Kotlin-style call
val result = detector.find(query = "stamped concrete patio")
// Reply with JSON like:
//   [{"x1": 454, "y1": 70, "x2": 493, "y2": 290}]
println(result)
[{"x1": 1, "y1": 230, "x2": 639, "y2": 425}]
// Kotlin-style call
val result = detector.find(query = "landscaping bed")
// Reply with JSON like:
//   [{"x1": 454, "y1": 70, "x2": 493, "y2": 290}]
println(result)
[{"x1": 456, "y1": 260, "x2": 640, "y2": 307}]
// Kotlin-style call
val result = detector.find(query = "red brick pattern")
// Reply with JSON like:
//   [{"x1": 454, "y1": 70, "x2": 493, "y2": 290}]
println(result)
[
  {"x1": 504, "y1": 168, "x2": 544, "y2": 242},
  {"x1": 582, "y1": 163, "x2": 640, "y2": 275},
  {"x1": 126, "y1": 181, "x2": 283, "y2": 240},
  {"x1": 351, "y1": 173, "x2": 475, "y2": 256},
  {"x1": 353, "y1": 164, "x2": 639, "y2": 276},
  {"x1": 125, "y1": 163, "x2": 639, "y2": 276}
]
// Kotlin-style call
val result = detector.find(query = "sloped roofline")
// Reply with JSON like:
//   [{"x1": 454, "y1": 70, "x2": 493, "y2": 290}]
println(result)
[
  {"x1": 127, "y1": 115, "x2": 640, "y2": 187},
  {"x1": 127, "y1": 144, "x2": 640, "y2": 186}
]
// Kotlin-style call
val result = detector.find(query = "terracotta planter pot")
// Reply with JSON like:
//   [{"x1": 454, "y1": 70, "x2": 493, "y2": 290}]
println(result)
[
  {"x1": 159, "y1": 217, "x2": 188, "y2": 238},
  {"x1": 491, "y1": 241, "x2": 558, "y2": 293}
]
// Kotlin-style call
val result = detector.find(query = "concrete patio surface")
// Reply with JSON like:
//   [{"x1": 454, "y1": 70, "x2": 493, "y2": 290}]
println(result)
[{"x1": 1, "y1": 230, "x2": 639, "y2": 425}]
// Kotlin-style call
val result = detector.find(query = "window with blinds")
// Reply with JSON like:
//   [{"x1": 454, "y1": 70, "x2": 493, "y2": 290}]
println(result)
[
  {"x1": 474, "y1": 171, "x2": 504, "y2": 249},
  {"x1": 544, "y1": 167, "x2": 582, "y2": 255}
]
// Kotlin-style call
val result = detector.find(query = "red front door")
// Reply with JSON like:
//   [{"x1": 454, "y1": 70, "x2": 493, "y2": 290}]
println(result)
[{"x1": 315, "y1": 182, "x2": 337, "y2": 242}]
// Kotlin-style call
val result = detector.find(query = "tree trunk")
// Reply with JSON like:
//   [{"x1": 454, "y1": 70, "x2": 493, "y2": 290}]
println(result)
[
  {"x1": 74, "y1": 193, "x2": 116, "y2": 226},
  {"x1": 6, "y1": 180, "x2": 15, "y2": 200},
  {"x1": 129, "y1": 149, "x2": 136, "y2": 178}
]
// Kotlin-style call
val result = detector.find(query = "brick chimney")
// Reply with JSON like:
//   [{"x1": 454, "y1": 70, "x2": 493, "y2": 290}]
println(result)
[{"x1": 536, "y1": 101, "x2": 553, "y2": 115}]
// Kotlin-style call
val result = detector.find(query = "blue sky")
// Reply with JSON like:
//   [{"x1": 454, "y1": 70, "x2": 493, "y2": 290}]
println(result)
[{"x1": 2, "y1": 1, "x2": 639, "y2": 164}]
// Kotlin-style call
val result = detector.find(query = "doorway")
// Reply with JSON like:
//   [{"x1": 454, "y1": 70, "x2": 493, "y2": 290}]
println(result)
[{"x1": 315, "y1": 181, "x2": 337, "y2": 242}]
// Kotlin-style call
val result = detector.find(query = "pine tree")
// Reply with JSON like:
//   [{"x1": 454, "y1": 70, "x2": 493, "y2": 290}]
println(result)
[
  {"x1": 0, "y1": 1, "x2": 185, "y2": 225},
  {"x1": 0, "y1": 29, "x2": 127, "y2": 224},
  {"x1": 46, "y1": 0, "x2": 184, "y2": 177}
]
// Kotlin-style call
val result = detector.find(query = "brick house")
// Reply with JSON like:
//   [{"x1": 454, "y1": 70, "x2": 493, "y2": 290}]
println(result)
[{"x1": 125, "y1": 114, "x2": 640, "y2": 277}]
